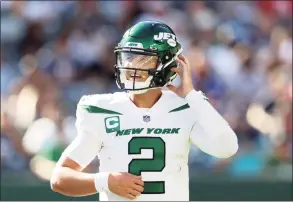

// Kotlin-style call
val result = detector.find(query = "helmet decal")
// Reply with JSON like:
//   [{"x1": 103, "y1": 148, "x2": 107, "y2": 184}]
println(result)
[
  {"x1": 167, "y1": 39, "x2": 177, "y2": 47},
  {"x1": 124, "y1": 42, "x2": 144, "y2": 48},
  {"x1": 154, "y1": 32, "x2": 177, "y2": 41}
]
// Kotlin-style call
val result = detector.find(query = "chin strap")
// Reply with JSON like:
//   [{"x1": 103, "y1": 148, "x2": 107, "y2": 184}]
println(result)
[{"x1": 128, "y1": 89, "x2": 149, "y2": 95}]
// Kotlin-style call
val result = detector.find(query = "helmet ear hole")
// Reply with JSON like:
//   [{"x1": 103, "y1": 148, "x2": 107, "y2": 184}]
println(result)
[
  {"x1": 151, "y1": 69, "x2": 167, "y2": 86},
  {"x1": 161, "y1": 52, "x2": 172, "y2": 64},
  {"x1": 152, "y1": 61, "x2": 178, "y2": 87}
]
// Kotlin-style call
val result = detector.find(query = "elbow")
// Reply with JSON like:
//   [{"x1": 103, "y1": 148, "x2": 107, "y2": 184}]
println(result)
[
  {"x1": 50, "y1": 175, "x2": 61, "y2": 193},
  {"x1": 229, "y1": 141, "x2": 238, "y2": 158},
  {"x1": 215, "y1": 131, "x2": 239, "y2": 159},
  {"x1": 50, "y1": 175, "x2": 74, "y2": 197},
  {"x1": 50, "y1": 169, "x2": 64, "y2": 194},
  {"x1": 217, "y1": 140, "x2": 238, "y2": 159},
  {"x1": 50, "y1": 182, "x2": 60, "y2": 193}
]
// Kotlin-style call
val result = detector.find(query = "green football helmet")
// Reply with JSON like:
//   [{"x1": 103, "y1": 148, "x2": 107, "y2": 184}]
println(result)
[{"x1": 114, "y1": 21, "x2": 183, "y2": 94}]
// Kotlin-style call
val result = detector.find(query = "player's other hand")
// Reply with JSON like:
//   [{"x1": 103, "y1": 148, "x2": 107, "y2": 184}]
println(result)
[
  {"x1": 108, "y1": 172, "x2": 144, "y2": 200},
  {"x1": 167, "y1": 55, "x2": 194, "y2": 98}
]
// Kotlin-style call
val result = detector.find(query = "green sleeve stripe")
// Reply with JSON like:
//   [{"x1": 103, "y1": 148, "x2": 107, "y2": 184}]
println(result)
[
  {"x1": 81, "y1": 105, "x2": 122, "y2": 115},
  {"x1": 169, "y1": 103, "x2": 190, "y2": 113}
]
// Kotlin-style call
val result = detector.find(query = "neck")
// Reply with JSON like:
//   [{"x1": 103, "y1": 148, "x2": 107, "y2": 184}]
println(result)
[{"x1": 129, "y1": 88, "x2": 162, "y2": 108}]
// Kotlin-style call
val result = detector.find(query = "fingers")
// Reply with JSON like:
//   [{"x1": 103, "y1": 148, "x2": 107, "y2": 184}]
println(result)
[
  {"x1": 110, "y1": 173, "x2": 145, "y2": 200},
  {"x1": 176, "y1": 58, "x2": 186, "y2": 69},
  {"x1": 129, "y1": 173, "x2": 143, "y2": 183},
  {"x1": 128, "y1": 174, "x2": 144, "y2": 197},
  {"x1": 128, "y1": 188, "x2": 141, "y2": 197},
  {"x1": 171, "y1": 67, "x2": 183, "y2": 79},
  {"x1": 171, "y1": 55, "x2": 190, "y2": 75},
  {"x1": 132, "y1": 184, "x2": 144, "y2": 192},
  {"x1": 179, "y1": 55, "x2": 189, "y2": 66},
  {"x1": 166, "y1": 84, "x2": 178, "y2": 94},
  {"x1": 134, "y1": 178, "x2": 144, "y2": 186},
  {"x1": 178, "y1": 55, "x2": 190, "y2": 67},
  {"x1": 126, "y1": 194, "x2": 136, "y2": 200},
  {"x1": 171, "y1": 67, "x2": 181, "y2": 73},
  {"x1": 176, "y1": 55, "x2": 190, "y2": 72},
  {"x1": 176, "y1": 59, "x2": 187, "y2": 74},
  {"x1": 124, "y1": 181, "x2": 143, "y2": 200}
]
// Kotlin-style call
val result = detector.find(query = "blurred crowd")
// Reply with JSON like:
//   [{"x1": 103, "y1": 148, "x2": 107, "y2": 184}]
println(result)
[{"x1": 1, "y1": 1, "x2": 292, "y2": 182}]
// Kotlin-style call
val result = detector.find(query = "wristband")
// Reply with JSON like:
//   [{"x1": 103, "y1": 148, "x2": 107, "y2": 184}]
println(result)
[{"x1": 94, "y1": 172, "x2": 110, "y2": 192}]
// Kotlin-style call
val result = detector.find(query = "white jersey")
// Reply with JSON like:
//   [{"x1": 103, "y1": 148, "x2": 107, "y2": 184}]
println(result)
[{"x1": 63, "y1": 90, "x2": 238, "y2": 201}]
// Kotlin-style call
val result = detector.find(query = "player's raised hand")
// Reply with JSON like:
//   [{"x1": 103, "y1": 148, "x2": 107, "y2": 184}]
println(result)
[
  {"x1": 108, "y1": 172, "x2": 144, "y2": 200},
  {"x1": 167, "y1": 55, "x2": 194, "y2": 98}
]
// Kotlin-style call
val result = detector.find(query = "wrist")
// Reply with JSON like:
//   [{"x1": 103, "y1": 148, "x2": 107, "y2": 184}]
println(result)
[
  {"x1": 94, "y1": 172, "x2": 110, "y2": 193},
  {"x1": 184, "y1": 88, "x2": 197, "y2": 99},
  {"x1": 180, "y1": 86, "x2": 194, "y2": 98}
]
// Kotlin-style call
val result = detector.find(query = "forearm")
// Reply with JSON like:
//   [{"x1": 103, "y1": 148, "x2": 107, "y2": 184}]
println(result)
[
  {"x1": 191, "y1": 122, "x2": 238, "y2": 158},
  {"x1": 51, "y1": 167, "x2": 97, "y2": 197},
  {"x1": 186, "y1": 90, "x2": 238, "y2": 158}
]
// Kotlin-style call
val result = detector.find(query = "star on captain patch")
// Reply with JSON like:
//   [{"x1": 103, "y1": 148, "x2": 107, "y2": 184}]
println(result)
[{"x1": 143, "y1": 115, "x2": 151, "y2": 122}]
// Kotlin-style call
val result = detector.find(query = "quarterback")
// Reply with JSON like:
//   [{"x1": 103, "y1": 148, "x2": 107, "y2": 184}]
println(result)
[{"x1": 51, "y1": 21, "x2": 238, "y2": 201}]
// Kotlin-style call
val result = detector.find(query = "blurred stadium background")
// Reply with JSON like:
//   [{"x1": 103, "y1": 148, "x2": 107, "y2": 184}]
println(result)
[{"x1": 0, "y1": 1, "x2": 292, "y2": 201}]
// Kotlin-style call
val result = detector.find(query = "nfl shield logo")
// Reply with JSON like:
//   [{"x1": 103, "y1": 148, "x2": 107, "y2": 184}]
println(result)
[{"x1": 143, "y1": 115, "x2": 151, "y2": 122}]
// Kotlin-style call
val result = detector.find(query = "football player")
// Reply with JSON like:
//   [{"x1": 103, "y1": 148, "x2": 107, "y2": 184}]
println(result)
[{"x1": 51, "y1": 21, "x2": 238, "y2": 201}]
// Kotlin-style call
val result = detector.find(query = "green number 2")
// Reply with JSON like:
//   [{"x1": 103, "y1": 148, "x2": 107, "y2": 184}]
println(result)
[{"x1": 128, "y1": 137, "x2": 166, "y2": 194}]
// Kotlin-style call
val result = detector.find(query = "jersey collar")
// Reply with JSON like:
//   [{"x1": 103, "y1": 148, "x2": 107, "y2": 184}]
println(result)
[{"x1": 124, "y1": 91, "x2": 168, "y2": 114}]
